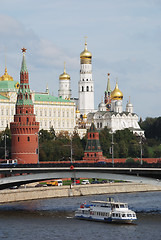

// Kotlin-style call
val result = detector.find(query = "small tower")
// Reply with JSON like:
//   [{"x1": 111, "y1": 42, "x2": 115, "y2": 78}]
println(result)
[
  {"x1": 78, "y1": 38, "x2": 94, "y2": 115},
  {"x1": 58, "y1": 62, "x2": 71, "y2": 99},
  {"x1": 46, "y1": 83, "x2": 49, "y2": 94},
  {"x1": 83, "y1": 122, "x2": 106, "y2": 162},
  {"x1": 104, "y1": 73, "x2": 111, "y2": 111},
  {"x1": 10, "y1": 48, "x2": 39, "y2": 164},
  {"x1": 126, "y1": 96, "x2": 133, "y2": 113}
]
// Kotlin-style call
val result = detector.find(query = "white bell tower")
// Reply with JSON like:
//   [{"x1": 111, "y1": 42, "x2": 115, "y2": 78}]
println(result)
[{"x1": 78, "y1": 39, "x2": 94, "y2": 115}]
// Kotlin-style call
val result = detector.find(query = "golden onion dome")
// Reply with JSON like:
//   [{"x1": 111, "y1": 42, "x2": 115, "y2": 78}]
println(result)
[
  {"x1": 80, "y1": 42, "x2": 92, "y2": 59},
  {"x1": 111, "y1": 82, "x2": 123, "y2": 100},
  {"x1": 76, "y1": 107, "x2": 80, "y2": 113},
  {"x1": 83, "y1": 113, "x2": 87, "y2": 118},
  {"x1": 0, "y1": 67, "x2": 13, "y2": 81},
  {"x1": 59, "y1": 62, "x2": 70, "y2": 80}
]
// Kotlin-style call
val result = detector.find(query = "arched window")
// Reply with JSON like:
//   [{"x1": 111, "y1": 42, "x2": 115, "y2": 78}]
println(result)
[
  {"x1": 18, "y1": 137, "x2": 19, "y2": 142},
  {"x1": 82, "y1": 86, "x2": 84, "y2": 92},
  {"x1": 87, "y1": 86, "x2": 89, "y2": 92},
  {"x1": 27, "y1": 136, "x2": 30, "y2": 141},
  {"x1": 27, "y1": 117, "x2": 29, "y2": 123}
]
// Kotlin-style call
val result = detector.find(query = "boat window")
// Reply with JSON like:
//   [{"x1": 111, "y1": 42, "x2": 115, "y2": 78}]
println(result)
[
  {"x1": 127, "y1": 214, "x2": 132, "y2": 217},
  {"x1": 133, "y1": 214, "x2": 135, "y2": 217},
  {"x1": 120, "y1": 204, "x2": 125, "y2": 208},
  {"x1": 115, "y1": 204, "x2": 119, "y2": 208},
  {"x1": 122, "y1": 214, "x2": 126, "y2": 217}
]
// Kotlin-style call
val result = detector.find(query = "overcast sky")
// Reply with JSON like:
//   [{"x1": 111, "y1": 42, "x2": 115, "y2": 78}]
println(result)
[{"x1": 0, "y1": 0, "x2": 161, "y2": 119}]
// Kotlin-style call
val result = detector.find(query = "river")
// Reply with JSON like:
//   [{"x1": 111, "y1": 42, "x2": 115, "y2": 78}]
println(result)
[{"x1": 0, "y1": 191, "x2": 161, "y2": 240}]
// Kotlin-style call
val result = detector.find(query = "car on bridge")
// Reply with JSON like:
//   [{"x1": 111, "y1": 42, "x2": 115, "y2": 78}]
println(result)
[{"x1": 81, "y1": 180, "x2": 90, "y2": 185}]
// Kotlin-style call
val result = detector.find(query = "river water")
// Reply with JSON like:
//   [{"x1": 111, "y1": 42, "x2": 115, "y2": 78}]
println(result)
[{"x1": 0, "y1": 191, "x2": 161, "y2": 240}]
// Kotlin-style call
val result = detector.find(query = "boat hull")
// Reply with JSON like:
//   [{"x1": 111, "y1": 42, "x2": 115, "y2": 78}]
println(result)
[{"x1": 75, "y1": 215, "x2": 136, "y2": 224}]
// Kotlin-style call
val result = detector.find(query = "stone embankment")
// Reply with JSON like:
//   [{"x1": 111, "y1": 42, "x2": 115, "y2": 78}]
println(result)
[{"x1": 0, "y1": 182, "x2": 161, "y2": 204}]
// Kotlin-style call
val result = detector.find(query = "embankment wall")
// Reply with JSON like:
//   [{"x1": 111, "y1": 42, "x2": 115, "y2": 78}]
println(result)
[{"x1": 0, "y1": 182, "x2": 161, "y2": 204}]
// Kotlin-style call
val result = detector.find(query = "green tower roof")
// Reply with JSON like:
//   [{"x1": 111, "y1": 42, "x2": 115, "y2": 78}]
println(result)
[{"x1": 20, "y1": 52, "x2": 28, "y2": 73}]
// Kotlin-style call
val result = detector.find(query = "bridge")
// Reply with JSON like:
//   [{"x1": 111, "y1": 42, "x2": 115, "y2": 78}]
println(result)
[{"x1": 0, "y1": 167, "x2": 161, "y2": 190}]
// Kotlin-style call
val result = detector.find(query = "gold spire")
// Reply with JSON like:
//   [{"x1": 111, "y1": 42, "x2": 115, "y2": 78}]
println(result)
[
  {"x1": 59, "y1": 62, "x2": 70, "y2": 80},
  {"x1": 111, "y1": 81, "x2": 123, "y2": 100}
]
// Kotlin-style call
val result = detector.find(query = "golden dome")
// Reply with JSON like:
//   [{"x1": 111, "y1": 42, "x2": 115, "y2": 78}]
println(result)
[
  {"x1": 111, "y1": 82, "x2": 123, "y2": 100},
  {"x1": 0, "y1": 67, "x2": 13, "y2": 81},
  {"x1": 59, "y1": 62, "x2": 70, "y2": 80},
  {"x1": 83, "y1": 113, "x2": 87, "y2": 118},
  {"x1": 76, "y1": 107, "x2": 80, "y2": 113},
  {"x1": 80, "y1": 42, "x2": 92, "y2": 59}
]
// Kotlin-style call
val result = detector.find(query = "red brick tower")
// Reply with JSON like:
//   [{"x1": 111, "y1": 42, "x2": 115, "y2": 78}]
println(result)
[
  {"x1": 83, "y1": 122, "x2": 107, "y2": 163},
  {"x1": 10, "y1": 48, "x2": 39, "y2": 164}
]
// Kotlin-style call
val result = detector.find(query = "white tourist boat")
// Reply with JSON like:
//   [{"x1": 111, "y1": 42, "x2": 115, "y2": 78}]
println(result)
[{"x1": 75, "y1": 197, "x2": 137, "y2": 224}]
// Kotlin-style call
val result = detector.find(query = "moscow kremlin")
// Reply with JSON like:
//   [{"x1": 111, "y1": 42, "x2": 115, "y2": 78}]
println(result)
[{"x1": 0, "y1": 40, "x2": 144, "y2": 164}]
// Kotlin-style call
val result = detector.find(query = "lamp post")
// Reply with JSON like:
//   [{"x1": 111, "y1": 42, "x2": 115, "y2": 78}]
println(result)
[
  {"x1": 70, "y1": 133, "x2": 73, "y2": 164},
  {"x1": 2, "y1": 134, "x2": 8, "y2": 161},
  {"x1": 35, "y1": 132, "x2": 40, "y2": 164},
  {"x1": 111, "y1": 132, "x2": 114, "y2": 167},
  {"x1": 140, "y1": 135, "x2": 143, "y2": 165},
  {"x1": 4, "y1": 134, "x2": 7, "y2": 160}
]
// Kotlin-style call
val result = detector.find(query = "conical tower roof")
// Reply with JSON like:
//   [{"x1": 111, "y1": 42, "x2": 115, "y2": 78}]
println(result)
[
  {"x1": 17, "y1": 48, "x2": 33, "y2": 106},
  {"x1": 20, "y1": 48, "x2": 28, "y2": 73},
  {"x1": 106, "y1": 73, "x2": 111, "y2": 93}
]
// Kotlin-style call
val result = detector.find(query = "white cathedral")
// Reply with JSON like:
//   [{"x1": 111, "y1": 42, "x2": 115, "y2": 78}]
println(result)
[{"x1": 0, "y1": 40, "x2": 144, "y2": 137}]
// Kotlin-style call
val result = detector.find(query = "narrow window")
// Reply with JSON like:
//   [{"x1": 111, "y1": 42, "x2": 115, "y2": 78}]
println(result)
[
  {"x1": 27, "y1": 136, "x2": 30, "y2": 141},
  {"x1": 18, "y1": 137, "x2": 19, "y2": 142},
  {"x1": 87, "y1": 86, "x2": 89, "y2": 92}
]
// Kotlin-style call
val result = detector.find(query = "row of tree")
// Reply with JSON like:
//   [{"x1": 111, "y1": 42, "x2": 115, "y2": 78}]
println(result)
[{"x1": 0, "y1": 117, "x2": 161, "y2": 161}]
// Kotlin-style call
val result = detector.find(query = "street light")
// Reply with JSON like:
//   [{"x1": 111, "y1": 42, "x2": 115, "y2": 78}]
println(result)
[
  {"x1": 139, "y1": 134, "x2": 143, "y2": 165},
  {"x1": 35, "y1": 132, "x2": 40, "y2": 164},
  {"x1": 2, "y1": 134, "x2": 9, "y2": 161},
  {"x1": 111, "y1": 132, "x2": 114, "y2": 167},
  {"x1": 68, "y1": 133, "x2": 73, "y2": 164}
]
